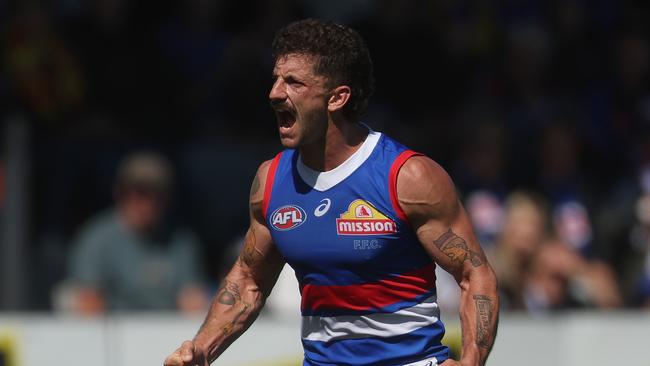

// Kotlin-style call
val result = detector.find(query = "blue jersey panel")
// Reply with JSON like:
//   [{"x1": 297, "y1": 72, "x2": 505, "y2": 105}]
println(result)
[{"x1": 264, "y1": 132, "x2": 449, "y2": 365}]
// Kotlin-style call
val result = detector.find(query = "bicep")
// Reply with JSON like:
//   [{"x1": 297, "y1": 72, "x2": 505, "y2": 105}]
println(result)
[
  {"x1": 237, "y1": 219, "x2": 285, "y2": 288},
  {"x1": 397, "y1": 156, "x2": 486, "y2": 281}
]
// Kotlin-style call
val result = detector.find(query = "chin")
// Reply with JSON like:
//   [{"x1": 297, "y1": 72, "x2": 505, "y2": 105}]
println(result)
[{"x1": 280, "y1": 137, "x2": 300, "y2": 149}]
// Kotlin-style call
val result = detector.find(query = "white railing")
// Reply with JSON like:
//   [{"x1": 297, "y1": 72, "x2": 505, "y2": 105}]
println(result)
[{"x1": 1, "y1": 310, "x2": 649, "y2": 366}]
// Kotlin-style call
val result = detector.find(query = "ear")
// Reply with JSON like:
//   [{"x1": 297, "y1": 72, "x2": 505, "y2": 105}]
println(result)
[{"x1": 327, "y1": 85, "x2": 351, "y2": 113}]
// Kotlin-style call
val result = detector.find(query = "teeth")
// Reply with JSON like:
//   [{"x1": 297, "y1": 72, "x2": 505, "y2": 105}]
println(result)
[{"x1": 277, "y1": 111, "x2": 295, "y2": 128}]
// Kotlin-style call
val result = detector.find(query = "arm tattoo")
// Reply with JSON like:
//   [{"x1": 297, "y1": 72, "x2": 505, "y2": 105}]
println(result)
[
  {"x1": 221, "y1": 302, "x2": 251, "y2": 337},
  {"x1": 238, "y1": 228, "x2": 258, "y2": 266},
  {"x1": 216, "y1": 280, "x2": 241, "y2": 305},
  {"x1": 197, "y1": 283, "x2": 246, "y2": 334},
  {"x1": 433, "y1": 228, "x2": 484, "y2": 267},
  {"x1": 473, "y1": 295, "x2": 494, "y2": 349}
]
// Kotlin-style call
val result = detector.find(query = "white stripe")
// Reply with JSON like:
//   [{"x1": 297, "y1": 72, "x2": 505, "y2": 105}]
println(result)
[
  {"x1": 301, "y1": 294, "x2": 440, "y2": 342},
  {"x1": 297, "y1": 127, "x2": 381, "y2": 191}
]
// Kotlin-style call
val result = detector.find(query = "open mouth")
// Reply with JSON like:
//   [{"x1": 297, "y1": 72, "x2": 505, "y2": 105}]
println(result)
[{"x1": 276, "y1": 109, "x2": 296, "y2": 131}]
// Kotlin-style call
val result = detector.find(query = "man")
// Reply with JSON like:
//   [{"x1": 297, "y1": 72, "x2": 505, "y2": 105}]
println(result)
[
  {"x1": 165, "y1": 19, "x2": 498, "y2": 366},
  {"x1": 65, "y1": 151, "x2": 207, "y2": 314}
]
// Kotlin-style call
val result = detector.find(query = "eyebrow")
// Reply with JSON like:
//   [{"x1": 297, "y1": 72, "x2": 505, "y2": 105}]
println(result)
[{"x1": 271, "y1": 71, "x2": 306, "y2": 83}]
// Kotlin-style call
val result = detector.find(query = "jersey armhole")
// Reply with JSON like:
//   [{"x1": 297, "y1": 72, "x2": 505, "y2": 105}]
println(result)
[
  {"x1": 389, "y1": 150, "x2": 423, "y2": 224},
  {"x1": 262, "y1": 152, "x2": 283, "y2": 219}
]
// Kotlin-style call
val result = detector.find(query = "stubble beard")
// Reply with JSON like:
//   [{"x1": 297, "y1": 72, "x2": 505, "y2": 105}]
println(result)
[{"x1": 280, "y1": 110, "x2": 328, "y2": 150}]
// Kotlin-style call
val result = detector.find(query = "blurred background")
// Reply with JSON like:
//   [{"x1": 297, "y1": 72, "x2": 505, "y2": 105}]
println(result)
[{"x1": 1, "y1": 0, "x2": 650, "y2": 365}]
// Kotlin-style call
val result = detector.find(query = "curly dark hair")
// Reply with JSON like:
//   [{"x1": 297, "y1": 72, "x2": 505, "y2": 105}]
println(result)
[{"x1": 271, "y1": 18, "x2": 375, "y2": 120}]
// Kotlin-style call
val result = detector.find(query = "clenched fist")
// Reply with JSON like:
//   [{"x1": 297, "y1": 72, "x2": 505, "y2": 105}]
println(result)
[{"x1": 164, "y1": 340, "x2": 209, "y2": 366}]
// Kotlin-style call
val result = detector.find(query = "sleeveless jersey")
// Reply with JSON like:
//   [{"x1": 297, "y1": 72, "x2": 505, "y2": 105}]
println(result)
[{"x1": 263, "y1": 130, "x2": 449, "y2": 366}]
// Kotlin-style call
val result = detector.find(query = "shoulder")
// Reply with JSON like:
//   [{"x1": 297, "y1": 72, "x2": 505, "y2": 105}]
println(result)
[
  {"x1": 257, "y1": 158, "x2": 274, "y2": 179},
  {"x1": 396, "y1": 155, "x2": 459, "y2": 226},
  {"x1": 69, "y1": 210, "x2": 121, "y2": 264},
  {"x1": 74, "y1": 210, "x2": 121, "y2": 245},
  {"x1": 251, "y1": 158, "x2": 275, "y2": 203},
  {"x1": 398, "y1": 155, "x2": 456, "y2": 196},
  {"x1": 250, "y1": 156, "x2": 282, "y2": 221}
]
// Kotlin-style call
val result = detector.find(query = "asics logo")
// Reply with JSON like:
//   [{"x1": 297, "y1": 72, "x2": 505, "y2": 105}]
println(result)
[{"x1": 314, "y1": 198, "x2": 331, "y2": 217}]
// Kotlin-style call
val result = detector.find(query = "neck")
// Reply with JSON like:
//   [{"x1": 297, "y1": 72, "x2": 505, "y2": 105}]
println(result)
[{"x1": 300, "y1": 117, "x2": 367, "y2": 172}]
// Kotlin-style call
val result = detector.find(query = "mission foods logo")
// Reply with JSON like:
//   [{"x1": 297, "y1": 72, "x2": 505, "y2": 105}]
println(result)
[
  {"x1": 336, "y1": 199, "x2": 397, "y2": 235},
  {"x1": 271, "y1": 205, "x2": 306, "y2": 231}
]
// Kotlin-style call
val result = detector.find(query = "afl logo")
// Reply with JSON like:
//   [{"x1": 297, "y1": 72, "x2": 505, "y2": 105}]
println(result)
[{"x1": 270, "y1": 205, "x2": 307, "y2": 231}]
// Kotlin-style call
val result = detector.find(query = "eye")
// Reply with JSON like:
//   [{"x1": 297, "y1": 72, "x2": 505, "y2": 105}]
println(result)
[{"x1": 285, "y1": 76, "x2": 304, "y2": 86}]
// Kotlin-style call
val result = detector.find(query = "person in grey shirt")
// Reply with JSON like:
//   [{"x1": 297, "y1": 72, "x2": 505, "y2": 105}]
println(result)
[{"x1": 64, "y1": 151, "x2": 207, "y2": 314}]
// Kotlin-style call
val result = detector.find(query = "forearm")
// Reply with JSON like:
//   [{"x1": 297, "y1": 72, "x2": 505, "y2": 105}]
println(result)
[
  {"x1": 192, "y1": 268, "x2": 266, "y2": 363},
  {"x1": 458, "y1": 266, "x2": 499, "y2": 366}
]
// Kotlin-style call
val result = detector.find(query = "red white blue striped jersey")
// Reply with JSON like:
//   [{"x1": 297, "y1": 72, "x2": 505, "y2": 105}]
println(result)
[{"x1": 262, "y1": 129, "x2": 450, "y2": 366}]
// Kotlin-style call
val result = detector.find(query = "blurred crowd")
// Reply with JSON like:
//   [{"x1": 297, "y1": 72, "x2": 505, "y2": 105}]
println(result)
[{"x1": 1, "y1": 0, "x2": 650, "y2": 313}]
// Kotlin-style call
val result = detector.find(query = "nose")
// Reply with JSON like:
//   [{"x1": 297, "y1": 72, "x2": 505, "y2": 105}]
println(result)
[{"x1": 269, "y1": 77, "x2": 287, "y2": 105}]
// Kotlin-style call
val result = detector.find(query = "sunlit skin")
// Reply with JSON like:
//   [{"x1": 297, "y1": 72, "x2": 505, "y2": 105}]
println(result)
[
  {"x1": 269, "y1": 54, "x2": 329, "y2": 149},
  {"x1": 269, "y1": 53, "x2": 366, "y2": 171}
]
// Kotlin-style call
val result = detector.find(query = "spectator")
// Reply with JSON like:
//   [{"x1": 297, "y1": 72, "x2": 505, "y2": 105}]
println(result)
[
  {"x1": 487, "y1": 191, "x2": 549, "y2": 311},
  {"x1": 57, "y1": 151, "x2": 207, "y2": 314},
  {"x1": 524, "y1": 238, "x2": 622, "y2": 313}
]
